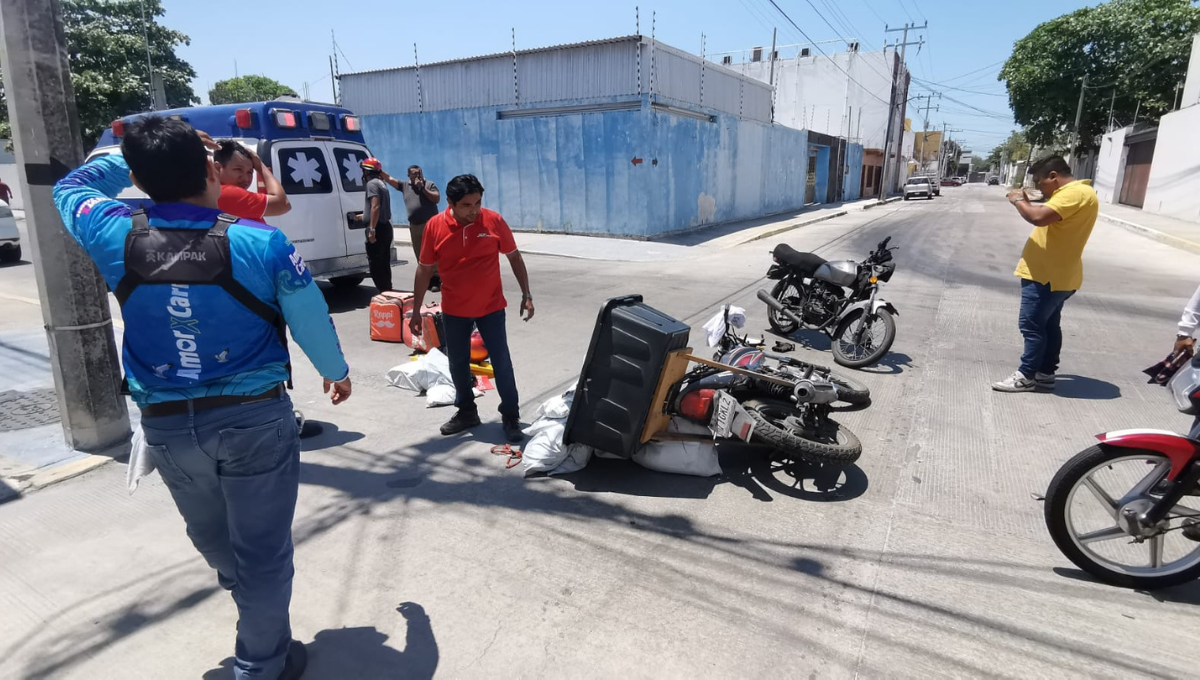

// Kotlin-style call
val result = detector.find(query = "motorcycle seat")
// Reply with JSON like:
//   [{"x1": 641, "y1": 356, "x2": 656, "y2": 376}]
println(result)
[{"x1": 773, "y1": 244, "x2": 826, "y2": 278}]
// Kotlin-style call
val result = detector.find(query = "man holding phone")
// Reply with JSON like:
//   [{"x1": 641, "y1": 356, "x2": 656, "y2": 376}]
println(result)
[
  {"x1": 409, "y1": 174, "x2": 533, "y2": 442},
  {"x1": 379, "y1": 164, "x2": 442, "y2": 292}
]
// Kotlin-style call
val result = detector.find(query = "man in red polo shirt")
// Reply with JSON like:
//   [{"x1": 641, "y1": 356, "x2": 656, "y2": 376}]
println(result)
[
  {"x1": 201, "y1": 133, "x2": 291, "y2": 220},
  {"x1": 410, "y1": 174, "x2": 533, "y2": 442}
]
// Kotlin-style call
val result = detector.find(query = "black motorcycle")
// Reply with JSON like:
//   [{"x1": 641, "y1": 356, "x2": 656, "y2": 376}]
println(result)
[{"x1": 757, "y1": 236, "x2": 899, "y2": 368}]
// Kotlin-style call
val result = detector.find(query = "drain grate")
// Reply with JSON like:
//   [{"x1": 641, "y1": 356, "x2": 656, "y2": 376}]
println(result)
[{"x1": 0, "y1": 389, "x2": 62, "y2": 432}]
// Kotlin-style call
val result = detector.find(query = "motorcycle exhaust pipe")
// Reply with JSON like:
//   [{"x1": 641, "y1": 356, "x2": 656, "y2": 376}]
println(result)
[{"x1": 757, "y1": 289, "x2": 805, "y2": 328}]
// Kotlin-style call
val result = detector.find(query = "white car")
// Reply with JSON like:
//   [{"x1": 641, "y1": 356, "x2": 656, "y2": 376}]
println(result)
[
  {"x1": 0, "y1": 200, "x2": 19, "y2": 263},
  {"x1": 903, "y1": 176, "x2": 933, "y2": 200}
]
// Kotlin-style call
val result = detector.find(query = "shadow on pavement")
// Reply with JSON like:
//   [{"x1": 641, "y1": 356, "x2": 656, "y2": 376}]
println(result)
[
  {"x1": 857, "y1": 351, "x2": 914, "y2": 375},
  {"x1": 300, "y1": 421, "x2": 366, "y2": 452},
  {"x1": 202, "y1": 602, "x2": 438, "y2": 680},
  {"x1": 1053, "y1": 566, "x2": 1200, "y2": 605},
  {"x1": 555, "y1": 457, "x2": 719, "y2": 499},
  {"x1": 320, "y1": 284, "x2": 377, "y2": 314},
  {"x1": 1051, "y1": 375, "x2": 1121, "y2": 400}
]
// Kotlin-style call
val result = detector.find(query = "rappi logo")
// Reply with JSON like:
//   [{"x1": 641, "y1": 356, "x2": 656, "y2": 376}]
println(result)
[{"x1": 372, "y1": 307, "x2": 396, "y2": 328}]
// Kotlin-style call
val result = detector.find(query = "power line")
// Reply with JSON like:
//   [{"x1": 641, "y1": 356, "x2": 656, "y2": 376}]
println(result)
[
  {"x1": 939, "y1": 60, "x2": 1006, "y2": 84},
  {"x1": 762, "y1": 0, "x2": 891, "y2": 104},
  {"x1": 894, "y1": 0, "x2": 915, "y2": 22},
  {"x1": 913, "y1": 77, "x2": 1006, "y2": 97},
  {"x1": 862, "y1": 0, "x2": 889, "y2": 25}
]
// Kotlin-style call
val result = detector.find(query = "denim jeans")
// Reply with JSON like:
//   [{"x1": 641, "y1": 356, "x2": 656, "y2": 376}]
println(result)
[
  {"x1": 443, "y1": 309, "x2": 519, "y2": 418},
  {"x1": 1018, "y1": 278, "x2": 1075, "y2": 378},
  {"x1": 140, "y1": 394, "x2": 300, "y2": 679}
]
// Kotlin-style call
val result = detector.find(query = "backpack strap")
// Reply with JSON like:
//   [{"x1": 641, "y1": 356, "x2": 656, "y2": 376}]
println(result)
[
  {"x1": 207, "y1": 214, "x2": 293, "y2": 388},
  {"x1": 113, "y1": 209, "x2": 151, "y2": 307}
]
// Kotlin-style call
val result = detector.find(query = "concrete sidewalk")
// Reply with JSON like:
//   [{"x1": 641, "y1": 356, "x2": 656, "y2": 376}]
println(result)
[
  {"x1": 1098, "y1": 203, "x2": 1200, "y2": 255},
  {"x1": 394, "y1": 196, "x2": 902, "y2": 262}
]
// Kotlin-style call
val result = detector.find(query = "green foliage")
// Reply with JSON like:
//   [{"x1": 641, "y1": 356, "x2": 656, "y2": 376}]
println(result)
[
  {"x1": 208, "y1": 75, "x2": 296, "y2": 105},
  {"x1": 985, "y1": 131, "x2": 1032, "y2": 168},
  {"x1": 0, "y1": 0, "x2": 197, "y2": 150},
  {"x1": 1000, "y1": 0, "x2": 1200, "y2": 151}
]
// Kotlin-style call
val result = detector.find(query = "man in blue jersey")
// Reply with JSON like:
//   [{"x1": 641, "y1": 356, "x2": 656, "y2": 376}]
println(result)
[{"x1": 53, "y1": 117, "x2": 352, "y2": 680}]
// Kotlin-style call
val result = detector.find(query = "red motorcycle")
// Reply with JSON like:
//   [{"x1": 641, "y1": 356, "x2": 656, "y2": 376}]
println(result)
[{"x1": 1044, "y1": 359, "x2": 1200, "y2": 588}]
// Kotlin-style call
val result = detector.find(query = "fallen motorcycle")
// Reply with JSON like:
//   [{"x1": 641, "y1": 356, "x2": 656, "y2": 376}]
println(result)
[
  {"x1": 565, "y1": 296, "x2": 863, "y2": 466},
  {"x1": 1044, "y1": 355, "x2": 1200, "y2": 589},
  {"x1": 758, "y1": 236, "x2": 899, "y2": 368}
]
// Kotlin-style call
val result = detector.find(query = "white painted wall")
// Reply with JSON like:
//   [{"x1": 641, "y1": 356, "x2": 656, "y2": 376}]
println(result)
[
  {"x1": 739, "y1": 50, "x2": 903, "y2": 150},
  {"x1": 1142, "y1": 105, "x2": 1200, "y2": 222},
  {"x1": 1182, "y1": 34, "x2": 1200, "y2": 110},
  {"x1": 1093, "y1": 127, "x2": 1129, "y2": 204}
]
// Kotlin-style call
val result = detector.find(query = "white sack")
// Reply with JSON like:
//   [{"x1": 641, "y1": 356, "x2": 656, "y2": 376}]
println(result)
[
  {"x1": 631, "y1": 417, "x2": 722, "y2": 477},
  {"x1": 387, "y1": 348, "x2": 452, "y2": 392},
  {"x1": 701, "y1": 305, "x2": 746, "y2": 347}
]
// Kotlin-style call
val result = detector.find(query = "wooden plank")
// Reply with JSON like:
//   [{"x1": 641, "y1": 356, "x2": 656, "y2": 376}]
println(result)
[{"x1": 639, "y1": 348, "x2": 695, "y2": 444}]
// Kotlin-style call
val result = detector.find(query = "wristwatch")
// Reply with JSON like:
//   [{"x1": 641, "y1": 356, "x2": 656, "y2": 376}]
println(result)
[
  {"x1": 521, "y1": 293, "x2": 533, "y2": 301},
  {"x1": 1010, "y1": 196, "x2": 1028, "y2": 205}
]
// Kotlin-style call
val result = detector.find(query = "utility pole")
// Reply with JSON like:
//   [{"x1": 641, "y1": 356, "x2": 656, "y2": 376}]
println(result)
[
  {"x1": 0, "y1": 0, "x2": 131, "y2": 452},
  {"x1": 768, "y1": 27, "x2": 777, "y2": 123},
  {"x1": 915, "y1": 93, "x2": 939, "y2": 174},
  {"x1": 1067, "y1": 74, "x2": 1087, "y2": 167},
  {"x1": 878, "y1": 22, "x2": 926, "y2": 200}
]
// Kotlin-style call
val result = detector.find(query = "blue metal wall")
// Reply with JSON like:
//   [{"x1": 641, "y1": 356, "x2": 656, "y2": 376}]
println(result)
[
  {"x1": 360, "y1": 97, "x2": 811, "y2": 238},
  {"x1": 843, "y1": 143, "x2": 863, "y2": 201}
]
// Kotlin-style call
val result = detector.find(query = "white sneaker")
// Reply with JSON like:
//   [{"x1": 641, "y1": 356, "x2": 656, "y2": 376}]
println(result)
[
  {"x1": 992, "y1": 371, "x2": 1036, "y2": 392},
  {"x1": 1034, "y1": 372, "x2": 1056, "y2": 389}
]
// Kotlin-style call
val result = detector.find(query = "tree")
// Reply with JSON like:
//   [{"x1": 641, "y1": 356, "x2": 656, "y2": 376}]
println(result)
[
  {"x1": 209, "y1": 75, "x2": 297, "y2": 105},
  {"x1": 0, "y1": 0, "x2": 198, "y2": 150},
  {"x1": 985, "y1": 131, "x2": 1031, "y2": 168},
  {"x1": 999, "y1": 0, "x2": 1200, "y2": 151}
]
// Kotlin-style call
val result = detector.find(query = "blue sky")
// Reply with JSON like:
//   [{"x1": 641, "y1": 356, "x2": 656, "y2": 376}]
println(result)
[{"x1": 162, "y1": 0, "x2": 1096, "y2": 155}]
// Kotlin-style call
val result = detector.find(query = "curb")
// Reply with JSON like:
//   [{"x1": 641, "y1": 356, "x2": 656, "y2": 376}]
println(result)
[
  {"x1": 1097, "y1": 212, "x2": 1200, "y2": 256},
  {"x1": 735, "y1": 196, "x2": 902, "y2": 246},
  {"x1": 0, "y1": 455, "x2": 113, "y2": 504}
]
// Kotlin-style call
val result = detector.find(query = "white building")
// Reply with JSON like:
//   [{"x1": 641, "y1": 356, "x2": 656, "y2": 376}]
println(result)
[
  {"x1": 1094, "y1": 33, "x2": 1200, "y2": 221},
  {"x1": 730, "y1": 45, "x2": 911, "y2": 192}
]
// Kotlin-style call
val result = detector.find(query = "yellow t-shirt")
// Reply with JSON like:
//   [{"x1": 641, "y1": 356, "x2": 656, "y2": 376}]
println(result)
[{"x1": 1013, "y1": 179, "x2": 1098, "y2": 291}]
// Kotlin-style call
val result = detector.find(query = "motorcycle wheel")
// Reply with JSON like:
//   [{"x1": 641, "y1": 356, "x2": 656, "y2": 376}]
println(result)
[
  {"x1": 741, "y1": 398, "x2": 861, "y2": 464},
  {"x1": 832, "y1": 308, "x2": 896, "y2": 368},
  {"x1": 767, "y1": 280, "x2": 800, "y2": 335},
  {"x1": 1045, "y1": 445, "x2": 1200, "y2": 589},
  {"x1": 826, "y1": 372, "x2": 871, "y2": 406}
]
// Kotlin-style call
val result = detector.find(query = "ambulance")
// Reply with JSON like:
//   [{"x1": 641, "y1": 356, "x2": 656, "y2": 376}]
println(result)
[{"x1": 87, "y1": 97, "x2": 393, "y2": 287}]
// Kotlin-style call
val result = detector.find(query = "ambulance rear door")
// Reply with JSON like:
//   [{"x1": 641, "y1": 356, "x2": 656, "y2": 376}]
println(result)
[{"x1": 264, "y1": 140, "x2": 346, "y2": 275}]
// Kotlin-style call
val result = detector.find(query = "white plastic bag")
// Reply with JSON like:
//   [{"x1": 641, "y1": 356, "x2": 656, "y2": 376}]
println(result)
[
  {"x1": 520, "y1": 417, "x2": 568, "y2": 475},
  {"x1": 387, "y1": 348, "x2": 452, "y2": 392},
  {"x1": 535, "y1": 389, "x2": 575, "y2": 419},
  {"x1": 633, "y1": 440, "x2": 722, "y2": 477},
  {"x1": 126, "y1": 425, "x2": 156, "y2": 494},
  {"x1": 701, "y1": 305, "x2": 746, "y2": 347},
  {"x1": 632, "y1": 417, "x2": 722, "y2": 477}
]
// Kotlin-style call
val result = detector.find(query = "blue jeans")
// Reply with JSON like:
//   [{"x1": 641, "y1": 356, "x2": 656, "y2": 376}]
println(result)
[
  {"x1": 443, "y1": 309, "x2": 520, "y2": 418},
  {"x1": 140, "y1": 394, "x2": 300, "y2": 679},
  {"x1": 1018, "y1": 279, "x2": 1075, "y2": 378}
]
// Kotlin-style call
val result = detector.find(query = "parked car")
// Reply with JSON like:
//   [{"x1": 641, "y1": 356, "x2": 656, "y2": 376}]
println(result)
[
  {"x1": 987, "y1": 176, "x2": 1000, "y2": 186},
  {"x1": 903, "y1": 176, "x2": 933, "y2": 200},
  {"x1": 941, "y1": 177, "x2": 962, "y2": 187},
  {"x1": 0, "y1": 199, "x2": 19, "y2": 263},
  {"x1": 930, "y1": 176, "x2": 941, "y2": 196}
]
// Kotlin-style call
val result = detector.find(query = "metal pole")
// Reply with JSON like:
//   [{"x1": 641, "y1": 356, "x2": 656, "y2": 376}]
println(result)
[
  {"x1": 1067, "y1": 74, "x2": 1087, "y2": 166},
  {"x1": 0, "y1": 0, "x2": 131, "y2": 452},
  {"x1": 329, "y1": 56, "x2": 336, "y2": 104},
  {"x1": 139, "y1": 0, "x2": 155, "y2": 109},
  {"x1": 768, "y1": 27, "x2": 777, "y2": 123}
]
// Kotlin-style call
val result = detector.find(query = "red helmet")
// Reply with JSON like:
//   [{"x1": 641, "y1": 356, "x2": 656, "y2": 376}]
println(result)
[{"x1": 360, "y1": 157, "x2": 382, "y2": 172}]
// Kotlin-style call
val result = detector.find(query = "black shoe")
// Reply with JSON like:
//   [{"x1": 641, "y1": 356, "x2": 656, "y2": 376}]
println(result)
[
  {"x1": 428, "y1": 275, "x2": 441, "y2": 293},
  {"x1": 278, "y1": 640, "x2": 308, "y2": 680},
  {"x1": 503, "y1": 416, "x2": 524, "y2": 443},
  {"x1": 440, "y1": 409, "x2": 481, "y2": 436}
]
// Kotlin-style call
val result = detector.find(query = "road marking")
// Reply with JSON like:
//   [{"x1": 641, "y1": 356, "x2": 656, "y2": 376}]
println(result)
[{"x1": 0, "y1": 290, "x2": 124, "y2": 329}]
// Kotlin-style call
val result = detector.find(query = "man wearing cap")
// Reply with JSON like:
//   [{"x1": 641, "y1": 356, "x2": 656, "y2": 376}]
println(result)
[{"x1": 358, "y1": 157, "x2": 394, "y2": 292}]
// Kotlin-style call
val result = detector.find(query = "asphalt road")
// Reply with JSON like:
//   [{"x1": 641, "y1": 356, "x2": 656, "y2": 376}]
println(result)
[{"x1": 2, "y1": 185, "x2": 1199, "y2": 678}]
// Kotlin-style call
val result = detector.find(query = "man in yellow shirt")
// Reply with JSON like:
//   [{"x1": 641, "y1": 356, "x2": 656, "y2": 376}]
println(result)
[{"x1": 993, "y1": 155, "x2": 1098, "y2": 392}]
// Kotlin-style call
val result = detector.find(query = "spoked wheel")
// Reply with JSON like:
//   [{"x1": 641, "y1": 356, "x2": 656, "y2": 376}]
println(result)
[
  {"x1": 767, "y1": 280, "x2": 801, "y2": 335},
  {"x1": 1045, "y1": 445, "x2": 1200, "y2": 589},
  {"x1": 742, "y1": 398, "x2": 861, "y2": 465},
  {"x1": 832, "y1": 308, "x2": 896, "y2": 368}
]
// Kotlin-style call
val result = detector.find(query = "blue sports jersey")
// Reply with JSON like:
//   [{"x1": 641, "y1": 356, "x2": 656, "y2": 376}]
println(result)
[{"x1": 54, "y1": 155, "x2": 349, "y2": 407}]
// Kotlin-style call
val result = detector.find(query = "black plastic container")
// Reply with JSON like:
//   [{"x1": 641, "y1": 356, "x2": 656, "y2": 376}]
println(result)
[{"x1": 563, "y1": 295, "x2": 692, "y2": 458}]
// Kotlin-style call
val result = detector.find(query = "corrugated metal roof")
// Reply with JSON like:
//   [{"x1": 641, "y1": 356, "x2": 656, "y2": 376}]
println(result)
[{"x1": 341, "y1": 35, "x2": 643, "y2": 76}]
